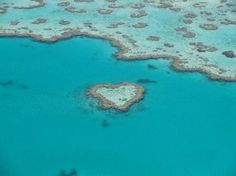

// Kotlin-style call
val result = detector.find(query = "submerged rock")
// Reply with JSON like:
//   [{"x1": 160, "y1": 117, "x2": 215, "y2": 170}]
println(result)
[
  {"x1": 191, "y1": 42, "x2": 217, "y2": 52},
  {"x1": 58, "y1": 20, "x2": 70, "y2": 25},
  {"x1": 101, "y1": 119, "x2": 110, "y2": 127},
  {"x1": 137, "y1": 79, "x2": 157, "y2": 84},
  {"x1": 0, "y1": 80, "x2": 14, "y2": 86},
  {"x1": 32, "y1": 18, "x2": 47, "y2": 24},
  {"x1": 132, "y1": 22, "x2": 148, "y2": 28},
  {"x1": 130, "y1": 10, "x2": 147, "y2": 18},
  {"x1": 59, "y1": 169, "x2": 77, "y2": 176},
  {"x1": 10, "y1": 20, "x2": 19, "y2": 25},
  {"x1": 222, "y1": 50, "x2": 235, "y2": 58},
  {"x1": 184, "y1": 13, "x2": 197, "y2": 18},
  {"x1": 146, "y1": 36, "x2": 160, "y2": 41},
  {"x1": 57, "y1": 1, "x2": 70, "y2": 7},
  {"x1": 147, "y1": 64, "x2": 158, "y2": 70},
  {"x1": 199, "y1": 23, "x2": 218, "y2": 30}
]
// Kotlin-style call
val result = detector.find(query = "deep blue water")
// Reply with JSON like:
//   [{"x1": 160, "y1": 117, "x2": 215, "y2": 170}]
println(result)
[{"x1": 0, "y1": 37, "x2": 236, "y2": 176}]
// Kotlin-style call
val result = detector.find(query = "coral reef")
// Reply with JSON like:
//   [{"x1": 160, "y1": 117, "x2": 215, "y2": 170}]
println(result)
[
  {"x1": 0, "y1": 0, "x2": 236, "y2": 81},
  {"x1": 87, "y1": 82, "x2": 144, "y2": 111}
]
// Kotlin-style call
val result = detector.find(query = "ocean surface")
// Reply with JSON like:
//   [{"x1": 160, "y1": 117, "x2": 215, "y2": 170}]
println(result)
[{"x1": 0, "y1": 37, "x2": 236, "y2": 176}]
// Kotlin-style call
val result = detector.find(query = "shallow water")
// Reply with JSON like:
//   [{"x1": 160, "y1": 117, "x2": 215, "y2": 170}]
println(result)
[{"x1": 0, "y1": 37, "x2": 236, "y2": 176}]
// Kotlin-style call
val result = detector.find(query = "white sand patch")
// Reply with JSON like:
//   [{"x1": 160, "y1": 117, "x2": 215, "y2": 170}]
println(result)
[{"x1": 96, "y1": 85, "x2": 137, "y2": 106}]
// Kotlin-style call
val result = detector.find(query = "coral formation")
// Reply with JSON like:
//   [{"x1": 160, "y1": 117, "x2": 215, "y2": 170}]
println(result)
[{"x1": 0, "y1": 0, "x2": 236, "y2": 81}]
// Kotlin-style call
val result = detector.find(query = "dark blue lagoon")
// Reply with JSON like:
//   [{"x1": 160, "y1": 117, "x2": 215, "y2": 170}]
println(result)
[{"x1": 0, "y1": 37, "x2": 236, "y2": 176}]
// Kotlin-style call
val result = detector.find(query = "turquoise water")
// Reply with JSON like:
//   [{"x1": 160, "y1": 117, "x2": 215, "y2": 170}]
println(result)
[{"x1": 0, "y1": 37, "x2": 236, "y2": 176}]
